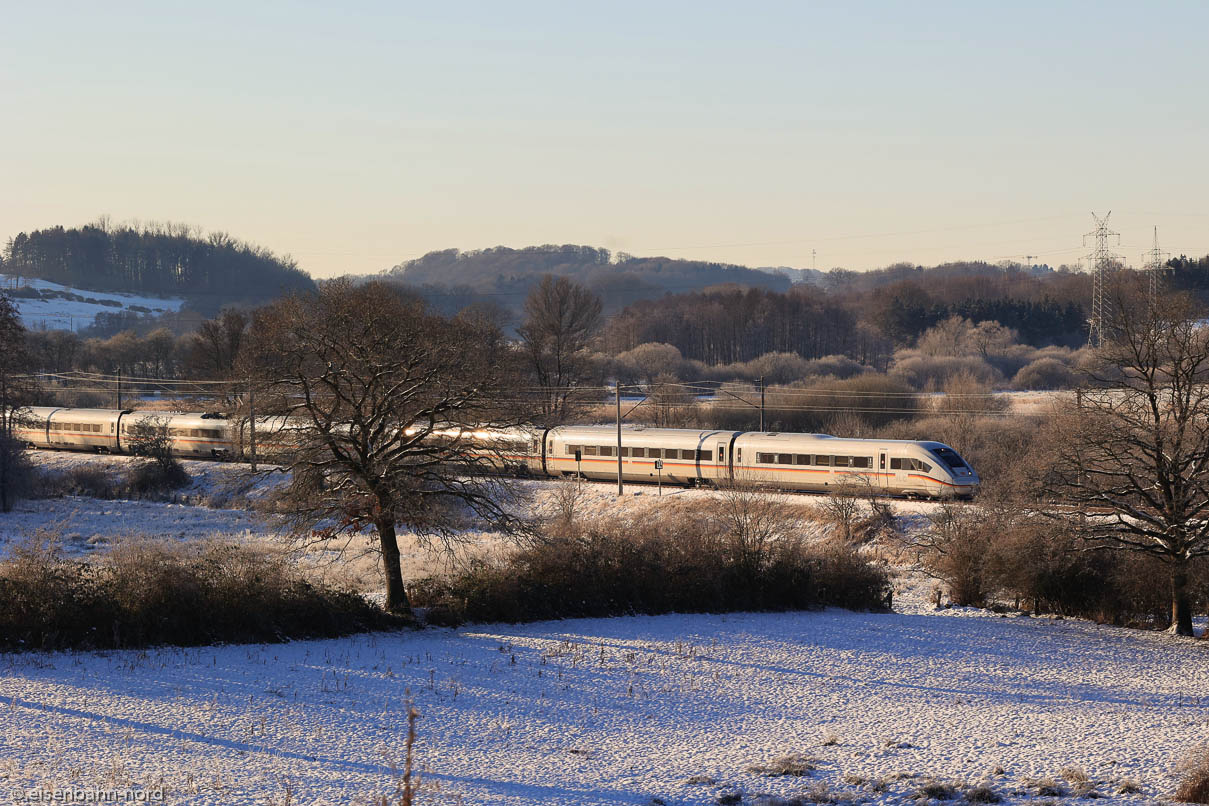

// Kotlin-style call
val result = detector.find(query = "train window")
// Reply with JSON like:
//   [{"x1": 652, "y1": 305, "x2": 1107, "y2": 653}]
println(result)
[
  {"x1": 921, "y1": 462, "x2": 932, "y2": 473},
  {"x1": 583, "y1": 445, "x2": 598, "y2": 456},
  {"x1": 777, "y1": 453, "x2": 793, "y2": 464},
  {"x1": 757, "y1": 452, "x2": 775, "y2": 464},
  {"x1": 649, "y1": 448, "x2": 663, "y2": 459},
  {"x1": 794, "y1": 454, "x2": 810, "y2": 465},
  {"x1": 890, "y1": 458, "x2": 903, "y2": 470},
  {"x1": 632, "y1": 447, "x2": 646, "y2": 458},
  {"x1": 600, "y1": 445, "x2": 614, "y2": 457},
  {"x1": 618, "y1": 446, "x2": 629, "y2": 457},
  {"x1": 565, "y1": 444, "x2": 579, "y2": 456},
  {"x1": 697, "y1": 449, "x2": 712, "y2": 461},
  {"x1": 853, "y1": 457, "x2": 872, "y2": 469},
  {"x1": 834, "y1": 456, "x2": 851, "y2": 467},
  {"x1": 814, "y1": 455, "x2": 831, "y2": 466}
]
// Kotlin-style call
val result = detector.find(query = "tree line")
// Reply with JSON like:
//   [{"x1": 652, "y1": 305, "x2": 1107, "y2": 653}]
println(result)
[{"x1": 2, "y1": 220, "x2": 315, "y2": 313}]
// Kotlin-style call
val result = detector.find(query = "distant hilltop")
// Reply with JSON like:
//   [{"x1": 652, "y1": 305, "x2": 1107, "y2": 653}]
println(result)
[
  {"x1": 1, "y1": 221, "x2": 315, "y2": 316},
  {"x1": 380, "y1": 244, "x2": 794, "y2": 317}
]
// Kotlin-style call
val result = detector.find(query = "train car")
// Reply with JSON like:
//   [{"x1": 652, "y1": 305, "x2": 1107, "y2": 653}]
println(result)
[
  {"x1": 545, "y1": 425, "x2": 740, "y2": 486},
  {"x1": 730, "y1": 432, "x2": 978, "y2": 498},
  {"x1": 543, "y1": 425, "x2": 978, "y2": 498},
  {"x1": 17, "y1": 407, "x2": 122, "y2": 452},
  {"x1": 117, "y1": 411, "x2": 235, "y2": 458}
]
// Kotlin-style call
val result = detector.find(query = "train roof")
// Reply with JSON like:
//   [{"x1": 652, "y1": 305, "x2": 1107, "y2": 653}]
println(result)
[
  {"x1": 553, "y1": 427, "x2": 739, "y2": 447},
  {"x1": 735, "y1": 432, "x2": 952, "y2": 448}
]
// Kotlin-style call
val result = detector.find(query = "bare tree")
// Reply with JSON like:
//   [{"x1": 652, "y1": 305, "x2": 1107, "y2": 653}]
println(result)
[
  {"x1": 1049, "y1": 279, "x2": 1209, "y2": 635},
  {"x1": 242, "y1": 280, "x2": 522, "y2": 615},
  {"x1": 0, "y1": 293, "x2": 36, "y2": 512},
  {"x1": 517, "y1": 276, "x2": 602, "y2": 421},
  {"x1": 186, "y1": 309, "x2": 248, "y2": 379}
]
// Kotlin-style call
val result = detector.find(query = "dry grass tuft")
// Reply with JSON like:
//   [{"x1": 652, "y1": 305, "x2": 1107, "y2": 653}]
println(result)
[
  {"x1": 1177, "y1": 745, "x2": 1209, "y2": 804},
  {"x1": 1024, "y1": 778, "x2": 1067, "y2": 798},
  {"x1": 685, "y1": 774, "x2": 717, "y2": 786},
  {"x1": 964, "y1": 784, "x2": 1001, "y2": 803},
  {"x1": 746, "y1": 754, "x2": 818, "y2": 777},
  {"x1": 914, "y1": 780, "x2": 959, "y2": 801},
  {"x1": 1115, "y1": 779, "x2": 1143, "y2": 795}
]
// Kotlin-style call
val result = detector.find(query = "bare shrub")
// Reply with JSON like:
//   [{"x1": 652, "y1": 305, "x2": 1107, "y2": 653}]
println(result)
[
  {"x1": 891, "y1": 353, "x2": 1003, "y2": 391},
  {"x1": 802, "y1": 355, "x2": 869, "y2": 380},
  {"x1": 1012, "y1": 357, "x2": 1077, "y2": 390},
  {"x1": 964, "y1": 784, "x2": 1000, "y2": 803},
  {"x1": 0, "y1": 535, "x2": 399, "y2": 650},
  {"x1": 746, "y1": 753, "x2": 817, "y2": 777},
  {"x1": 908, "y1": 504, "x2": 994, "y2": 607},
  {"x1": 1176, "y1": 744, "x2": 1209, "y2": 804},
  {"x1": 1024, "y1": 778, "x2": 1067, "y2": 797},
  {"x1": 37, "y1": 464, "x2": 121, "y2": 498},
  {"x1": 410, "y1": 499, "x2": 889, "y2": 624},
  {"x1": 821, "y1": 483, "x2": 863, "y2": 543},
  {"x1": 914, "y1": 780, "x2": 958, "y2": 800}
]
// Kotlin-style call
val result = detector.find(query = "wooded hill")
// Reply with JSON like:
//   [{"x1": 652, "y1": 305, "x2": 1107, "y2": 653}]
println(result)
[
  {"x1": 385, "y1": 245, "x2": 791, "y2": 316},
  {"x1": 1, "y1": 222, "x2": 315, "y2": 314}
]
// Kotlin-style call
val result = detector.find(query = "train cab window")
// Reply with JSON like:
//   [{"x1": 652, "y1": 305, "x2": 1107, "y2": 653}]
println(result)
[
  {"x1": 777, "y1": 453, "x2": 793, "y2": 464},
  {"x1": 757, "y1": 452, "x2": 775, "y2": 464},
  {"x1": 890, "y1": 458, "x2": 903, "y2": 470},
  {"x1": 631, "y1": 447, "x2": 645, "y2": 458},
  {"x1": 583, "y1": 445, "x2": 598, "y2": 456},
  {"x1": 600, "y1": 445, "x2": 615, "y2": 457},
  {"x1": 921, "y1": 462, "x2": 932, "y2": 473}
]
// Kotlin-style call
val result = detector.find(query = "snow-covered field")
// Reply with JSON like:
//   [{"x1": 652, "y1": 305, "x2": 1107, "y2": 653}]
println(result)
[
  {"x1": 1, "y1": 274, "x2": 184, "y2": 331},
  {"x1": 1, "y1": 605, "x2": 1206, "y2": 805},
  {"x1": 3, "y1": 451, "x2": 1207, "y2": 805}
]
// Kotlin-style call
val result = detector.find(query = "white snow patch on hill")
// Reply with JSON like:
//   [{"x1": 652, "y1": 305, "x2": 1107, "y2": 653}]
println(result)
[{"x1": 1, "y1": 274, "x2": 185, "y2": 330}]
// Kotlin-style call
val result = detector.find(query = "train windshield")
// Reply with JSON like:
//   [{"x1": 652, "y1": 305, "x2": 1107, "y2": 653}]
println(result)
[{"x1": 929, "y1": 446, "x2": 973, "y2": 476}]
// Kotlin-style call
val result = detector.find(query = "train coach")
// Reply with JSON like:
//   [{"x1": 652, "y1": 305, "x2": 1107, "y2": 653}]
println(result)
[
  {"x1": 537, "y1": 424, "x2": 978, "y2": 498},
  {"x1": 14, "y1": 407, "x2": 979, "y2": 499}
]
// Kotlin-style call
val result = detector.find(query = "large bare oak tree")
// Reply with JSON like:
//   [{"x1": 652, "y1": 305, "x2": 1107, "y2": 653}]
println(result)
[
  {"x1": 242, "y1": 280, "x2": 521, "y2": 614},
  {"x1": 1050, "y1": 280, "x2": 1209, "y2": 635}
]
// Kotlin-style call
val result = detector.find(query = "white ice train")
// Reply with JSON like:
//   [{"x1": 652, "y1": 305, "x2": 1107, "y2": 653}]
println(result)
[{"x1": 14, "y1": 408, "x2": 979, "y2": 499}]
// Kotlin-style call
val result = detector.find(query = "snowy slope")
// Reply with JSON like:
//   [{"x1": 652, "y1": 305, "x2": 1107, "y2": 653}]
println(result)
[
  {"x1": 1, "y1": 274, "x2": 185, "y2": 330},
  {"x1": 0, "y1": 607, "x2": 1204, "y2": 805}
]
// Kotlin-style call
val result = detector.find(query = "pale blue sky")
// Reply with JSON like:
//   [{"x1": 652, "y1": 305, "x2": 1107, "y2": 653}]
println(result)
[{"x1": 3, "y1": 1, "x2": 1207, "y2": 278}]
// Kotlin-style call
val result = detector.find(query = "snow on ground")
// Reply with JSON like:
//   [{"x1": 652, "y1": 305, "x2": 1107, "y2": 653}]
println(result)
[
  {"x1": 6, "y1": 452, "x2": 1203, "y2": 805},
  {"x1": 1, "y1": 605, "x2": 1206, "y2": 805},
  {"x1": 1, "y1": 274, "x2": 184, "y2": 331}
]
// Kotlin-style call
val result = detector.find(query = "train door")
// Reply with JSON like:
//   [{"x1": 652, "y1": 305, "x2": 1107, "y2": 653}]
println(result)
[
  {"x1": 878, "y1": 450, "x2": 889, "y2": 491},
  {"x1": 717, "y1": 442, "x2": 728, "y2": 482}
]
